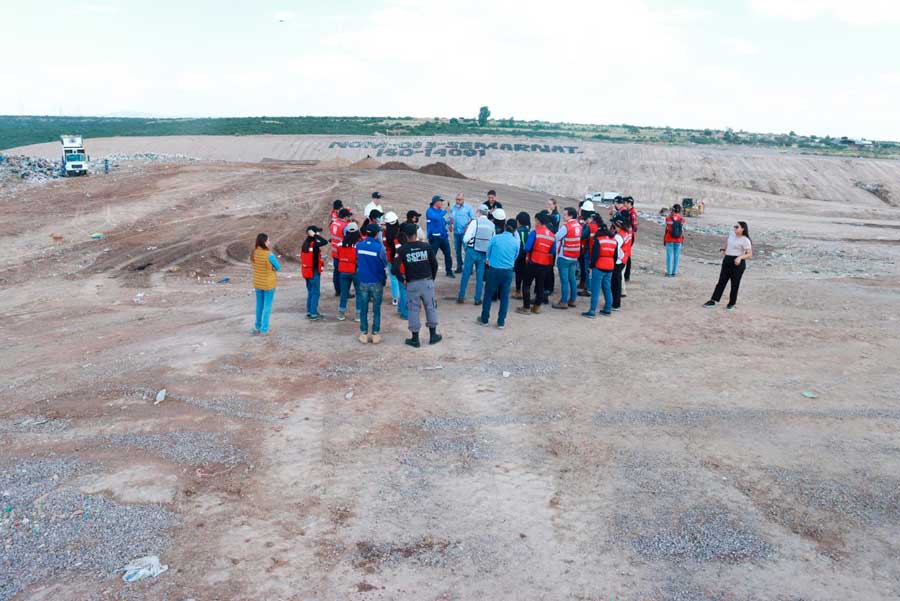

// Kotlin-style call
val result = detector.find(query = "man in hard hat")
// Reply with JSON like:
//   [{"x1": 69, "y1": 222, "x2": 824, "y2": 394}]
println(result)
[
  {"x1": 449, "y1": 193, "x2": 474, "y2": 274},
  {"x1": 426, "y1": 195, "x2": 454, "y2": 277},
  {"x1": 356, "y1": 223, "x2": 389, "y2": 344},
  {"x1": 457, "y1": 204, "x2": 496, "y2": 305},
  {"x1": 392, "y1": 223, "x2": 441, "y2": 347}
]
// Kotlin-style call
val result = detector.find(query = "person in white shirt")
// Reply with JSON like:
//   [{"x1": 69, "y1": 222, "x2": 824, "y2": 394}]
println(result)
[{"x1": 704, "y1": 221, "x2": 753, "y2": 310}]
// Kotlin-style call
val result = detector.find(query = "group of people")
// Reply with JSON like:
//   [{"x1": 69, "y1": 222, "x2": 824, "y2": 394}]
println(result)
[{"x1": 248, "y1": 190, "x2": 753, "y2": 342}]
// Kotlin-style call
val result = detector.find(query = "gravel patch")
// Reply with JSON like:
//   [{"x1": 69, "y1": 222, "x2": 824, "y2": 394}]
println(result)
[
  {"x1": 417, "y1": 412, "x2": 562, "y2": 433},
  {"x1": 593, "y1": 407, "x2": 900, "y2": 428},
  {"x1": 105, "y1": 432, "x2": 247, "y2": 466},
  {"x1": 127, "y1": 385, "x2": 277, "y2": 421},
  {"x1": 625, "y1": 506, "x2": 774, "y2": 563},
  {"x1": 0, "y1": 458, "x2": 178, "y2": 601},
  {"x1": 353, "y1": 535, "x2": 500, "y2": 573},
  {"x1": 0, "y1": 416, "x2": 70, "y2": 434}
]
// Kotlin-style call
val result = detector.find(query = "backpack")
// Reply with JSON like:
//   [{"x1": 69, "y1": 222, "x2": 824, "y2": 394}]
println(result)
[{"x1": 669, "y1": 218, "x2": 683, "y2": 239}]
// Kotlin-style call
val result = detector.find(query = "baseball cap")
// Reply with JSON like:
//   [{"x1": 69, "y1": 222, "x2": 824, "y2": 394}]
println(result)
[
  {"x1": 372, "y1": 191, "x2": 383, "y2": 199},
  {"x1": 365, "y1": 223, "x2": 380, "y2": 236},
  {"x1": 406, "y1": 210, "x2": 422, "y2": 219},
  {"x1": 400, "y1": 222, "x2": 418, "y2": 236},
  {"x1": 338, "y1": 208, "x2": 353, "y2": 218},
  {"x1": 430, "y1": 195, "x2": 444, "y2": 205},
  {"x1": 492, "y1": 208, "x2": 506, "y2": 221}
]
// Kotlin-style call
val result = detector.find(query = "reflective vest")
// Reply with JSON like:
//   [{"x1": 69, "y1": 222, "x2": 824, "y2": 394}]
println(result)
[
  {"x1": 468, "y1": 217, "x2": 494, "y2": 253},
  {"x1": 384, "y1": 236, "x2": 401, "y2": 263},
  {"x1": 594, "y1": 235, "x2": 617, "y2": 271},
  {"x1": 584, "y1": 221, "x2": 598, "y2": 252},
  {"x1": 337, "y1": 244, "x2": 357, "y2": 274},
  {"x1": 530, "y1": 225, "x2": 555, "y2": 266},
  {"x1": 330, "y1": 219, "x2": 347, "y2": 255},
  {"x1": 251, "y1": 248, "x2": 277, "y2": 290},
  {"x1": 562, "y1": 220, "x2": 582, "y2": 259},
  {"x1": 300, "y1": 245, "x2": 324, "y2": 279},
  {"x1": 621, "y1": 231, "x2": 633, "y2": 262}
]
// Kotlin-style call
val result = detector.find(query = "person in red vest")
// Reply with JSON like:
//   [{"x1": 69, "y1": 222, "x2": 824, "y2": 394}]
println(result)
[
  {"x1": 552, "y1": 207, "x2": 582, "y2": 309},
  {"x1": 516, "y1": 212, "x2": 556, "y2": 314},
  {"x1": 664, "y1": 203, "x2": 685, "y2": 276},
  {"x1": 582, "y1": 216, "x2": 617, "y2": 317},
  {"x1": 624, "y1": 197, "x2": 638, "y2": 283},
  {"x1": 329, "y1": 199, "x2": 343, "y2": 223},
  {"x1": 330, "y1": 207, "x2": 353, "y2": 296},
  {"x1": 336, "y1": 223, "x2": 361, "y2": 321},
  {"x1": 300, "y1": 225, "x2": 329, "y2": 321}
]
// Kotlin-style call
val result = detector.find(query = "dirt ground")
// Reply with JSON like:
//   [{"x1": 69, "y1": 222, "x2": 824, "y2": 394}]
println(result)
[{"x1": 1, "y1": 148, "x2": 900, "y2": 601}]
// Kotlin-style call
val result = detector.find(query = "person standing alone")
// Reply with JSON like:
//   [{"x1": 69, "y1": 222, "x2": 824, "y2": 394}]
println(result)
[
  {"x1": 426, "y1": 195, "x2": 454, "y2": 277},
  {"x1": 704, "y1": 221, "x2": 752, "y2": 310},
  {"x1": 356, "y1": 223, "x2": 389, "y2": 343},
  {"x1": 664, "y1": 204, "x2": 685, "y2": 277},
  {"x1": 450, "y1": 193, "x2": 474, "y2": 274},
  {"x1": 393, "y1": 223, "x2": 442, "y2": 347},
  {"x1": 299, "y1": 225, "x2": 329, "y2": 320},
  {"x1": 250, "y1": 233, "x2": 280, "y2": 335}
]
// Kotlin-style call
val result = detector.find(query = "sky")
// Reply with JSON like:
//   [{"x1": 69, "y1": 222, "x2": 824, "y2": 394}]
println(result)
[{"x1": 2, "y1": 0, "x2": 900, "y2": 140}]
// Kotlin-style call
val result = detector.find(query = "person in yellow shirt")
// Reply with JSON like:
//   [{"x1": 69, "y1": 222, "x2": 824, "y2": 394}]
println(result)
[{"x1": 250, "y1": 233, "x2": 281, "y2": 335}]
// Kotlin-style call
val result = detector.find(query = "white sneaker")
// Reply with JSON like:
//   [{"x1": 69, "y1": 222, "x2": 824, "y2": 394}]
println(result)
[{"x1": 392, "y1": 298, "x2": 399, "y2": 306}]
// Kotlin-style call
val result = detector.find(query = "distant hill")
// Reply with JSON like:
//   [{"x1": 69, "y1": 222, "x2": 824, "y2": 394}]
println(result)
[{"x1": 1, "y1": 114, "x2": 898, "y2": 158}]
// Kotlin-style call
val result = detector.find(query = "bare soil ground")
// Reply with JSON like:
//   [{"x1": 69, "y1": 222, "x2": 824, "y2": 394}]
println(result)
[{"x1": 2, "y1": 144, "x2": 900, "y2": 601}]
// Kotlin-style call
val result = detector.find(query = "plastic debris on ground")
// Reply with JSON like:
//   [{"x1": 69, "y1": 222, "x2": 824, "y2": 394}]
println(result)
[
  {"x1": 121, "y1": 555, "x2": 168, "y2": 582},
  {"x1": 154, "y1": 389, "x2": 167, "y2": 405}
]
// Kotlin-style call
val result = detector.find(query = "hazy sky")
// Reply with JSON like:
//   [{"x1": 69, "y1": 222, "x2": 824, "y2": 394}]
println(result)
[{"x1": 3, "y1": 0, "x2": 900, "y2": 139}]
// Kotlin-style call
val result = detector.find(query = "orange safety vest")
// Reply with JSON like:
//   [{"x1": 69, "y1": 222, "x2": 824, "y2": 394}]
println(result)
[
  {"x1": 337, "y1": 244, "x2": 357, "y2": 274},
  {"x1": 621, "y1": 231, "x2": 633, "y2": 262},
  {"x1": 562, "y1": 220, "x2": 582, "y2": 259},
  {"x1": 594, "y1": 235, "x2": 617, "y2": 271},
  {"x1": 300, "y1": 245, "x2": 324, "y2": 279},
  {"x1": 584, "y1": 221, "x2": 598, "y2": 252},
  {"x1": 530, "y1": 225, "x2": 554, "y2": 266},
  {"x1": 330, "y1": 219, "x2": 347, "y2": 256}
]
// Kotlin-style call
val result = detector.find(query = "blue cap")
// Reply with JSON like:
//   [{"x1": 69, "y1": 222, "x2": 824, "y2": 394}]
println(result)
[{"x1": 430, "y1": 195, "x2": 444, "y2": 205}]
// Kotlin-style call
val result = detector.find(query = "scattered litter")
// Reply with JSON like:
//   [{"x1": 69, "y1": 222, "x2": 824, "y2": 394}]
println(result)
[
  {"x1": 145, "y1": 246, "x2": 158, "y2": 251},
  {"x1": 121, "y1": 555, "x2": 168, "y2": 583},
  {"x1": 420, "y1": 365, "x2": 444, "y2": 371},
  {"x1": 502, "y1": 371, "x2": 511, "y2": 378},
  {"x1": 154, "y1": 389, "x2": 167, "y2": 405},
  {"x1": 90, "y1": 233, "x2": 105, "y2": 240},
  {"x1": 345, "y1": 389, "x2": 354, "y2": 400},
  {"x1": 801, "y1": 391, "x2": 818, "y2": 399},
  {"x1": 217, "y1": 277, "x2": 230, "y2": 284},
  {"x1": 167, "y1": 266, "x2": 180, "y2": 273},
  {"x1": 133, "y1": 293, "x2": 145, "y2": 305}
]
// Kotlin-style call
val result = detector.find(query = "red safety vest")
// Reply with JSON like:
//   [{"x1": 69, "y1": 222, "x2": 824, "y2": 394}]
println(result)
[
  {"x1": 621, "y1": 231, "x2": 633, "y2": 263},
  {"x1": 562, "y1": 220, "x2": 582, "y2": 259},
  {"x1": 336, "y1": 244, "x2": 357, "y2": 274},
  {"x1": 530, "y1": 225, "x2": 555, "y2": 266},
  {"x1": 384, "y1": 236, "x2": 401, "y2": 263},
  {"x1": 594, "y1": 235, "x2": 617, "y2": 271},
  {"x1": 584, "y1": 221, "x2": 598, "y2": 252},
  {"x1": 330, "y1": 219, "x2": 347, "y2": 255},
  {"x1": 300, "y1": 245, "x2": 324, "y2": 279}
]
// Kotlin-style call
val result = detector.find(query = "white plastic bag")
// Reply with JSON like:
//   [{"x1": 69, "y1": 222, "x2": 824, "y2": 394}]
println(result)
[{"x1": 121, "y1": 555, "x2": 168, "y2": 582}]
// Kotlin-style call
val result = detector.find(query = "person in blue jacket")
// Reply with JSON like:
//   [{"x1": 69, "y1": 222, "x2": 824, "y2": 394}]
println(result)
[
  {"x1": 426, "y1": 195, "x2": 454, "y2": 278},
  {"x1": 355, "y1": 223, "x2": 389, "y2": 344}
]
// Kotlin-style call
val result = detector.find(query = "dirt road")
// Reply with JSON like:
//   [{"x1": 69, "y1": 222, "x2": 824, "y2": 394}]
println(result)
[{"x1": 2, "y1": 159, "x2": 899, "y2": 600}]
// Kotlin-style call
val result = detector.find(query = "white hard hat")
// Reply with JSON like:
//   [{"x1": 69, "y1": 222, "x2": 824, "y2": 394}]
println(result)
[
  {"x1": 581, "y1": 200, "x2": 595, "y2": 212},
  {"x1": 492, "y1": 208, "x2": 506, "y2": 221},
  {"x1": 344, "y1": 222, "x2": 359, "y2": 234},
  {"x1": 364, "y1": 202, "x2": 383, "y2": 219},
  {"x1": 383, "y1": 211, "x2": 398, "y2": 224}
]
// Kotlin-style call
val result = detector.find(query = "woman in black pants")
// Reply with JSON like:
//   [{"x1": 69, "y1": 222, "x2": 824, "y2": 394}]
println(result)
[{"x1": 704, "y1": 221, "x2": 753, "y2": 310}]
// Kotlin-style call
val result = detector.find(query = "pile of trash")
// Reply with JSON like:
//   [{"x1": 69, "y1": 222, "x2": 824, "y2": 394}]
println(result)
[{"x1": 0, "y1": 154, "x2": 63, "y2": 183}]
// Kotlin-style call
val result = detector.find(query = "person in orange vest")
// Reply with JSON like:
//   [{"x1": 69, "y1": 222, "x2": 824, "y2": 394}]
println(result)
[
  {"x1": 552, "y1": 207, "x2": 582, "y2": 309},
  {"x1": 300, "y1": 225, "x2": 329, "y2": 320},
  {"x1": 582, "y1": 216, "x2": 617, "y2": 317},
  {"x1": 330, "y1": 207, "x2": 353, "y2": 296},
  {"x1": 664, "y1": 203, "x2": 685, "y2": 276},
  {"x1": 250, "y1": 233, "x2": 281, "y2": 335},
  {"x1": 516, "y1": 211, "x2": 556, "y2": 314},
  {"x1": 336, "y1": 223, "x2": 361, "y2": 322}
]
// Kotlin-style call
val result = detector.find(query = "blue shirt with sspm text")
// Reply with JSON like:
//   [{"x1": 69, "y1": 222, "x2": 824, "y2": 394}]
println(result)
[
  {"x1": 426, "y1": 206, "x2": 449, "y2": 238},
  {"x1": 486, "y1": 231, "x2": 520, "y2": 269}
]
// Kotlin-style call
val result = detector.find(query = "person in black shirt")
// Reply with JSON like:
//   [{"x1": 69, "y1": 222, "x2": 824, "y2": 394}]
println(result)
[{"x1": 392, "y1": 223, "x2": 441, "y2": 347}]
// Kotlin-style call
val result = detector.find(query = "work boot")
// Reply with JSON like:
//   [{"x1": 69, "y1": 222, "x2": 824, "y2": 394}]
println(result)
[
  {"x1": 358, "y1": 333, "x2": 368, "y2": 344},
  {"x1": 428, "y1": 327, "x2": 442, "y2": 345},
  {"x1": 405, "y1": 332, "x2": 421, "y2": 348},
  {"x1": 456, "y1": 297, "x2": 465, "y2": 304},
  {"x1": 567, "y1": 301, "x2": 577, "y2": 308},
  {"x1": 552, "y1": 302, "x2": 568, "y2": 309},
  {"x1": 531, "y1": 304, "x2": 542, "y2": 314},
  {"x1": 371, "y1": 333, "x2": 382, "y2": 344},
  {"x1": 515, "y1": 306, "x2": 531, "y2": 315}
]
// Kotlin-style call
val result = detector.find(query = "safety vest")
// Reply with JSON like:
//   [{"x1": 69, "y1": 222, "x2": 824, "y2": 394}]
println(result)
[
  {"x1": 300, "y1": 245, "x2": 324, "y2": 279},
  {"x1": 594, "y1": 235, "x2": 617, "y2": 271},
  {"x1": 468, "y1": 217, "x2": 494, "y2": 253},
  {"x1": 584, "y1": 221, "x2": 598, "y2": 252},
  {"x1": 621, "y1": 231, "x2": 633, "y2": 262},
  {"x1": 251, "y1": 248, "x2": 277, "y2": 290},
  {"x1": 384, "y1": 236, "x2": 401, "y2": 263},
  {"x1": 530, "y1": 225, "x2": 555, "y2": 266},
  {"x1": 330, "y1": 219, "x2": 347, "y2": 254},
  {"x1": 562, "y1": 220, "x2": 582, "y2": 259},
  {"x1": 337, "y1": 244, "x2": 357, "y2": 274}
]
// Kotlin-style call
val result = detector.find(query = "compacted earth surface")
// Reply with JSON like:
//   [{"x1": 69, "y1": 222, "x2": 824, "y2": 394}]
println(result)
[{"x1": 1, "y1": 140, "x2": 899, "y2": 601}]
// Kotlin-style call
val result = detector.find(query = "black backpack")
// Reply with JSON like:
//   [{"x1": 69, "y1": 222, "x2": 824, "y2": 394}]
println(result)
[{"x1": 669, "y1": 218, "x2": 683, "y2": 238}]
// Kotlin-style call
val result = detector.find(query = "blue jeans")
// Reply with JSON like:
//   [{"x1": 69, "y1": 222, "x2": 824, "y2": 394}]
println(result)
[
  {"x1": 332, "y1": 257, "x2": 340, "y2": 294},
  {"x1": 557, "y1": 257, "x2": 578, "y2": 303},
  {"x1": 453, "y1": 233, "x2": 465, "y2": 271},
  {"x1": 390, "y1": 273, "x2": 401, "y2": 301},
  {"x1": 398, "y1": 282, "x2": 408, "y2": 318},
  {"x1": 254, "y1": 288, "x2": 275, "y2": 333},
  {"x1": 479, "y1": 268, "x2": 513, "y2": 326},
  {"x1": 458, "y1": 248, "x2": 486, "y2": 301},
  {"x1": 589, "y1": 269, "x2": 613, "y2": 314},
  {"x1": 305, "y1": 274, "x2": 320, "y2": 316},
  {"x1": 429, "y1": 235, "x2": 453, "y2": 274},
  {"x1": 580, "y1": 253, "x2": 592, "y2": 289},
  {"x1": 358, "y1": 282, "x2": 384, "y2": 334},
  {"x1": 666, "y1": 242, "x2": 683, "y2": 275},
  {"x1": 339, "y1": 273, "x2": 360, "y2": 315}
]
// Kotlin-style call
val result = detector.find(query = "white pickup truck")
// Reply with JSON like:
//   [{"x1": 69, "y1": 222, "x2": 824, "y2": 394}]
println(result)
[
  {"x1": 583, "y1": 191, "x2": 620, "y2": 204},
  {"x1": 60, "y1": 135, "x2": 88, "y2": 176}
]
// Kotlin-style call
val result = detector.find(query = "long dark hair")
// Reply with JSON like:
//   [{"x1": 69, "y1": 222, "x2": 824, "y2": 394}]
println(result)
[
  {"x1": 255, "y1": 233, "x2": 268, "y2": 250},
  {"x1": 342, "y1": 229, "x2": 360, "y2": 247},
  {"x1": 737, "y1": 221, "x2": 750, "y2": 242},
  {"x1": 384, "y1": 222, "x2": 400, "y2": 243}
]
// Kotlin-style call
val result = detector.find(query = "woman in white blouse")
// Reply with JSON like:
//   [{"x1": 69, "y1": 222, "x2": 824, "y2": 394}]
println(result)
[{"x1": 704, "y1": 221, "x2": 753, "y2": 310}]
